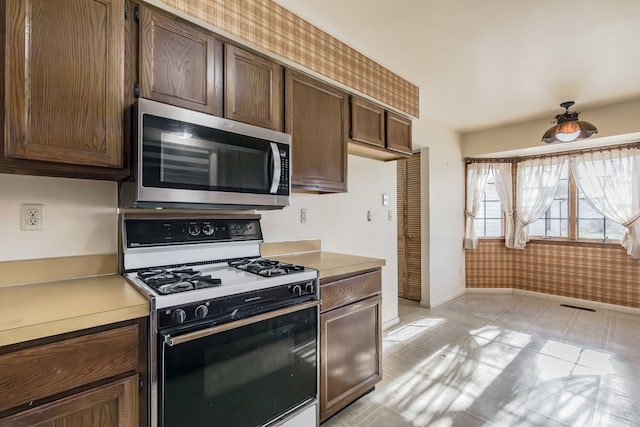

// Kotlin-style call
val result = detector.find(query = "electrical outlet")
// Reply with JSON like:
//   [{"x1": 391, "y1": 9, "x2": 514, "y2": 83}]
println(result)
[
  {"x1": 382, "y1": 194, "x2": 389, "y2": 206},
  {"x1": 21, "y1": 203, "x2": 44, "y2": 231},
  {"x1": 300, "y1": 208, "x2": 308, "y2": 224},
  {"x1": 388, "y1": 210, "x2": 393, "y2": 222}
]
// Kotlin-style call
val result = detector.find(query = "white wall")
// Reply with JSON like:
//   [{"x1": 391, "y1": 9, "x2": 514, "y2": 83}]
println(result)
[
  {"x1": 414, "y1": 117, "x2": 466, "y2": 308},
  {"x1": 0, "y1": 157, "x2": 398, "y2": 324},
  {"x1": 0, "y1": 174, "x2": 118, "y2": 261},
  {"x1": 260, "y1": 155, "x2": 399, "y2": 325},
  {"x1": 461, "y1": 97, "x2": 640, "y2": 157}
]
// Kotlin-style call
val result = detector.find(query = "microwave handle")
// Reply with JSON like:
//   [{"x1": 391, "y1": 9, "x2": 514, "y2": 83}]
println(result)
[{"x1": 269, "y1": 142, "x2": 281, "y2": 194}]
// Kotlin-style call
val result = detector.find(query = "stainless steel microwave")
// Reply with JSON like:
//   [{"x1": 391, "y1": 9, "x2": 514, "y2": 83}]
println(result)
[{"x1": 120, "y1": 98, "x2": 291, "y2": 210}]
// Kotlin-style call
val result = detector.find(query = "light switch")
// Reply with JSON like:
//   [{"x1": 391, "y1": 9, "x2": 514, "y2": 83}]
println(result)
[
  {"x1": 382, "y1": 194, "x2": 389, "y2": 206},
  {"x1": 300, "y1": 208, "x2": 308, "y2": 224}
]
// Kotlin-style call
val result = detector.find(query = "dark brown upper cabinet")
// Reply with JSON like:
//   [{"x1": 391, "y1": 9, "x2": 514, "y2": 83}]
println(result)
[
  {"x1": 285, "y1": 70, "x2": 349, "y2": 193},
  {"x1": 348, "y1": 96, "x2": 413, "y2": 160},
  {"x1": 139, "y1": 5, "x2": 223, "y2": 116},
  {"x1": 386, "y1": 111, "x2": 413, "y2": 155},
  {"x1": 225, "y1": 45, "x2": 283, "y2": 131},
  {"x1": 350, "y1": 96, "x2": 385, "y2": 148},
  {"x1": 2, "y1": 0, "x2": 127, "y2": 178}
]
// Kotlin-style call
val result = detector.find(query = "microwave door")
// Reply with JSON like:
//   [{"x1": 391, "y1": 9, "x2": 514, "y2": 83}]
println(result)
[{"x1": 209, "y1": 152, "x2": 217, "y2": 187}]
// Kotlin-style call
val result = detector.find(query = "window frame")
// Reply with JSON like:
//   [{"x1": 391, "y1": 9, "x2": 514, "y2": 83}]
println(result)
[{"x1": 467, "y1": 145, "x2": 636, "y2": 245}]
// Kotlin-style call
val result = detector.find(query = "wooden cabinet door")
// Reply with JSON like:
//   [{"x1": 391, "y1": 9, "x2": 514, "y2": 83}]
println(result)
[
  {"x1": 397, "y1": 154, "x2": 421, "y2": 301},
  {"x1": 0, "y1": 376, "x2": 138, "y2": 427},
  {"x1": 139, "y1": 6, "x2": 223, "y2": 116},
  {"x1": 285, "y1": 70, "x2": 348, "y2": 193},
  {"x1": 4, "y1": 0, "x2": 124, "y2": 168},
  {"x1": 320, "y1": 295, "x2": 382, "y2": 422},
  {"x1": 386, "y1": 111, "x2": 413, "y2": 155},
  {"x1": 350, "y1": 96, "x2": 385, "y2": 148},
  {"x1": 225, "y1": 45, "x2": 283, "y2": 131}
]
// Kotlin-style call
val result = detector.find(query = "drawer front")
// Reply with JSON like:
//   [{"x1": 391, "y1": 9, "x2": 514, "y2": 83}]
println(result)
[
  {"x1": 0, "y1": 324, "x2": 139, "y2": 413},
  {"x1": 320, "y1": 269, "x2": 381, "y2": 313}
]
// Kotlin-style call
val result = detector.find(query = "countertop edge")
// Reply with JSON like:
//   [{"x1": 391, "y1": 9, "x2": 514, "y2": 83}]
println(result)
[{"x1": 0, "y1": 303, "x2": 149, "y2": 348}]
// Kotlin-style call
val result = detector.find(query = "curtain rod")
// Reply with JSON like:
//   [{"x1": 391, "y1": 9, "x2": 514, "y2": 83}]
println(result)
[{"x1": 465, "y1": 141, "x2": 640, "y2": 164}]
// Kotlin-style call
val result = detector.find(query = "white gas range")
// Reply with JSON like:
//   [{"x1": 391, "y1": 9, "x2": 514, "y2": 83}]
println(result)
[{"x1": 122, "y1": 214, "x2": 319, "y2": 427}]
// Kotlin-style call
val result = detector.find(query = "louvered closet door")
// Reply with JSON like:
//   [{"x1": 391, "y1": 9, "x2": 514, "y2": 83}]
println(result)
[{"x1": 397, "y1": 154, "x2": 421, "y2": 301}]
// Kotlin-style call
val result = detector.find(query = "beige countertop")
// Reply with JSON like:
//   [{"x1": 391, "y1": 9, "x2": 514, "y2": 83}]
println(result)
[
  {"x1": 269, "y1": 251, "x2": 385, "y2": 279},
  {"x1": 0, "y1": 275, "x2": 149, "y2": 347}
]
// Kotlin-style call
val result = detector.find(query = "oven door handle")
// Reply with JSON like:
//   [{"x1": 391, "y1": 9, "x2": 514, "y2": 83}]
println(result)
[{"x1": 164, "y1": 300, "x2": 320, "y2": 346}]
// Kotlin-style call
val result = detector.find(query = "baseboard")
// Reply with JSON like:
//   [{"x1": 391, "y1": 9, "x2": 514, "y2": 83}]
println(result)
[
  {"x1": 464, "y1": 287, "x2": 640, "y2": 316},
  {"x1": 466, "y1": 287, "x2": 514, "y2": 294},
  {"x1": 428, "y1": 288, "x2": 466, "y2": 308},
  {"x1": 513, "y1": 289, "x2": 640, "y2": 316},
  {"x1": 382, "y1": 316, "x2": 400, "y2": 331}
]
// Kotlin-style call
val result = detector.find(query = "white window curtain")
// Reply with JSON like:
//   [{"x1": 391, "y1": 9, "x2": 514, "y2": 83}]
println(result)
[
  {"x1": 491, "y1": 163, "x2": 515, "y2": 248},
  {"x1": 570, "y1": 148, "x2": 640, "y2": 258},
  {"x1": 513, "y1": 157, "x2": 566, "y2": 249},
  {"x1": 464, "y1": 163, "x2": 491, "y2": 249}
]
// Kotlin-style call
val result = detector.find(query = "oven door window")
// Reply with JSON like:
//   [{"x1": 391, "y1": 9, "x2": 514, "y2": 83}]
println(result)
[
  {"x1": 142, "y1": 114, "x2": 277, "y2": 194},
  {"x1": 159, "y1": 306, "x2": 317, "y2": 427}
]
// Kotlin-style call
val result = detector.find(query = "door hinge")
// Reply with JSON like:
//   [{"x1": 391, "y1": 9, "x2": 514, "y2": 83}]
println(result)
[
  {"x1": 134, "y1": 5, "x2": 140, "y2": 23},
  {"x1": 139, "y1": 376, "x2": 144, "y2": 392},
  {"x1": 133, "y1": 82, "x2": 140, "y2": 98}
]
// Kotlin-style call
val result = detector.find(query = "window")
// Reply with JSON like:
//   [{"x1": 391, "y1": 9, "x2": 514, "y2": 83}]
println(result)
[
  {"x1": 475, "y1": 171, "x2": 503, "y2": 237},
  {"x1": 528, "y1": 163, "x2": 569, "y2": 238},
  {"x1": 577, "y1": 189, "x2": 626, "y2": 241}
]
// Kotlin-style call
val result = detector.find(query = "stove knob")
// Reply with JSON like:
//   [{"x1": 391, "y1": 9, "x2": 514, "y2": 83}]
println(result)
[
  {"x1": 195, "y1": 305, "x2": 209, "y2": 319},
  {"x1": 292, "y1": 284, "x2": 302, "y2": 296},
  {"x1": 173, "y1": 309, "x2": 187, "y2": 324},
  {"x1": 202, "y1": 224, "x2": 214, "y2": 236},
  {"x1": 305, "y1": 282, "x2": 315, "y2": 294},
  {"x1": 188, "y1": 224, "x2": 201, "y2": 236}
]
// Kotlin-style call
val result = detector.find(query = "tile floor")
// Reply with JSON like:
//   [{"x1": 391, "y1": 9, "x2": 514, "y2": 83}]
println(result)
[{"x1": 321, "y1": 293, "x2": 640, "y2": 427}]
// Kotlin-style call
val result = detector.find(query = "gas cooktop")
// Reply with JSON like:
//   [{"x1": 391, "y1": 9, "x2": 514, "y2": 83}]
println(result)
[{"x1": 122, "y1": 216, "x2": 318, "y2": 309}]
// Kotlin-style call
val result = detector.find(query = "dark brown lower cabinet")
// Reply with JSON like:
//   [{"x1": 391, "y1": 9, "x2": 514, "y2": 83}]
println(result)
[
  {"x1": 0, "y1": 375, "x2": 138, "y2": 427},
  {"x1": 319, "y1": 269, "x2": 382, "y2": 423},
  {"x1": 0, "y1": 319, "x2": 146, "y2": 427}
]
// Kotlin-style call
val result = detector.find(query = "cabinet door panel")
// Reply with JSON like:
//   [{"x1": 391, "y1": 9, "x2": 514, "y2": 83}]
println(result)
[
  {"x1": 4, "y1": 0, "x2": 124, "y2": 167},
  {"x1": 386, "y1": 111, "x2": 412, "y2": 155},
  {"x1": 285, "y1": 70, "x2": 348, "y2": 192},
  {"x1": 225, "y1": 45, "x2": 283, "y2": 131},
  {"x1": 350, "y1": 96, "x2": 385, "y2": 148},
  {"x1": 0, "y1": 324, "x2": 139, "y2": 412},
  {"x1": 139, "y1": 6, "x2": 223, "y2": 116},
  {"x1": 0, "y1": 376, "x2": 138, "y2": 427},
  {"x1": 320, "y1": 295, "x2": 382, "y2": 422}
]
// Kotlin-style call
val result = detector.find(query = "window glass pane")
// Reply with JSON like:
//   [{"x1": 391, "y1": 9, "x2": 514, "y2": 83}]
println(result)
[
  {"x1": 475, "y1": 170, "x2": 503, "y2": 238},
  {"x1": 578, "y1": 198, "x2": 601, "y2": 219},
  {"x1": 527, "y1": 162, "x2": 568, "y2": 238},
  {"x1": 556, "y1": 178, "x2": 568, "y2": 195},
  {"x1": 485, "y1": 219, "x2": 502, "y2": 237},
  {"x1": 484, "y1": 184, "x2": 499, "y2": 201},
  {"x1": 546, "y1": 219, "x2": 568, "y2": 237},
  {"x1": 606, "y1": 220, "x2": 626, "y2": 242},
  {"x1": 485, "y1": 201, "x2": 502, "y2": 218},
  {"x1": 528, "y1": 219, "x2": 545, "y2": 237},
  {"x1": 548, "y1": 199, "x2": 568, "y2": 219},
  {"x1": 579, "y1": 218, "x2": 606, "y2": 240}
]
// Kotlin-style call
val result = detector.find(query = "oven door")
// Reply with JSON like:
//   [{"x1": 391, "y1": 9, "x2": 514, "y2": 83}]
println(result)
[{"x1": 158, "y1": 301, "x2": 319, "y2": 427}]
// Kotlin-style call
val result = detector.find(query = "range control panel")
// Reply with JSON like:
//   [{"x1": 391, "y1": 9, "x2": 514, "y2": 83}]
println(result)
[{"x1": 125, "y1": 218, "x2": 262, "y2": 247}]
